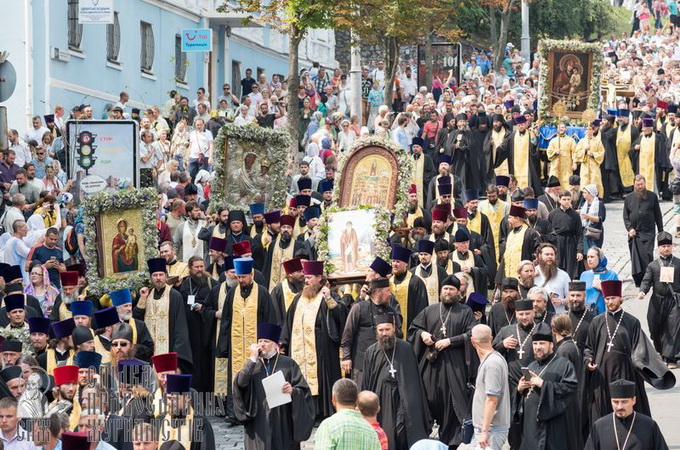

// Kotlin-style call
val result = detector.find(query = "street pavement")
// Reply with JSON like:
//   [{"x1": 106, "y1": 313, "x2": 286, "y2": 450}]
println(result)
[{"x1": 209, "y1": 199, "x2": 680, "y2": 449}]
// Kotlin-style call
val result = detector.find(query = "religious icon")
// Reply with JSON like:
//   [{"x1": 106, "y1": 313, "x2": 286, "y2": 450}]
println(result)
[
  {"x1": 338, "y1": 144, "x2": 400, "y2": 209},
  {"x1": 111, "y1": 219, "x2": 139, "y2": 274},
  {"x1": 327, "y1": 210, "x2": 378, "y2": 276},
  {"x1": 96, "y1": 209, "x2": 146, "y2": 278},
  {"x1": 18, "y1": 370, "x2": 50, "y2": 419}
]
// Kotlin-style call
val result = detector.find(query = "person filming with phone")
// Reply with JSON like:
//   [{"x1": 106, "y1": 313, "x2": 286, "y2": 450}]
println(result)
[{"x1": 28, "y1": 226, "x2": 65, "y2": 288}]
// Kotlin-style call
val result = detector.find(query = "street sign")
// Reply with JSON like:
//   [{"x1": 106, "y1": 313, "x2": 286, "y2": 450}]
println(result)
[
  {"x1": 0, "y1": 61, "x2": 17, "y2": 103},
  {"x1": 79, "y1": 0, "x2": 114, "y2": 24},
  {"x1": 181, "y1": 29, "x2": 213, "y2": 52}
]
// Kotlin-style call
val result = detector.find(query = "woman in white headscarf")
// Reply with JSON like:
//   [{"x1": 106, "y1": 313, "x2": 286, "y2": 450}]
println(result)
[
  {"x1": 25, "y1": 214, "x2": 48, "y2": 248},
  {"x1": 194, "y1": 169, "x2": 211, "y2": 203},
  {"x1": 580, "y1": 184, "x2": 606, "y2": 251}
]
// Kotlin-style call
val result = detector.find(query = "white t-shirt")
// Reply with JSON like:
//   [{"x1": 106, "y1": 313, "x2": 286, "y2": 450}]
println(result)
[{"x1": 188, "y1": 130, "x2": 213, "y2": 159}]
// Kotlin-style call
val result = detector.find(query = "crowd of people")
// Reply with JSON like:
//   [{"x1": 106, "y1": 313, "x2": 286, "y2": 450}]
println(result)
[{"x1": 1, "y1": 5, "x2": 680, "y2": 449}]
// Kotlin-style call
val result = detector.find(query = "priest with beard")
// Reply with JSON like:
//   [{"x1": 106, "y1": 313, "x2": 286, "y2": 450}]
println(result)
[
  {"x1": 270, "y1": 258, "x2": 305, "y2": 326},
  {"x1": 468, "y1": 112, "x2": 490, "y2": 192},
  {"x1": 108, "y1": 288, "x2": 155, "y2": 361},
  {"x1": 614, "y1": 109, "x2": 639, "y2": 192},
  {"x1": 492, "y1": 299, "x2": 537, "y2": 450},
  {"x1": 496, "y1": 205, "x2": 541, "y2": 284},
  {"x1": 546, "y1": 121, "x2": 578, "y2": 189},
  {"x1": 566, "y1": 281, "x2": 595, "y2": 354},
  {"x1": 216, "y1": 257, "x2": 275, "y2": 424},
  {"x1": 524, "y1": 198, "x2": 554, "y2": 244},
  {"x1": 528, "y1": 287, "x2": 554, "y2": 325},
  {"x1": 443, "y1": 113, "x2": 473, "y2": 188},
  {"x1": 483, "y1": 114, "x2": 510, "y2": 187},
  {"x1": 451, "y1": 207, "x2": 495, "y2": 282},
  {"x1": 638, "y1": 232, "x2": 680, "y2": 368},
  {"x1": 281, "y1": 260, "x2": 347, "y2": 420},
  {"x1": 341, "y1": 277, "x2": 402, "y2": 385},
  {"x1": 410, "y1": 137, "x2": 436, "y2": 209},
  {"x1": 582, "y1": 280, "x2": 676, "y2": 435},
  {"x1": 199, "y1": 207, "x2": 232, "y2": 246},
  {"x1": 464, "y1": 189, "x2": 496, "y2": 265},
  {"x1": 426, "y1": 155, "x2": 463, "y2": 211},
  {"x1": 450, "y1": 227, "x2": 488, "y2": 298},
  {"x1": 49, "y1": 271, "x2": 81, "y2": 322},
  {"x1": 600, "y1": 114, "x2": 621, "y2": 201},
  {"x1": 407, "y1": 274, "x2": 476, "y2": 448},
  {"x1": 548, "y1": 190, "x2": 584, "y2": 279},
  {"x1": 410, "y1": 239, "x2": 449, "y2": 305},
  {"x1": 362, "y1": 312, "x2": 430, "y2": 450},
  {"x1": 584, "y1": 380, "x2": 669, "y2": 450},
  {"x1": 206, "y1": 236, "x2": 228, "y2": 281},
  {"x1": 404, "y1": 185, "x2": 432, "y2": 231},
  {"x1": 134, "y1": 258, "x2": 193, "y2": 374},
  {"x1": 389, "y1": 246, "x2": 428, "y2": 337},
  {"x1": 428, "y1": 208, "x2": 454, "y2": 250},
  {"x1": 487, "y1": 277, "x2": 520, "y2": 336},
  {"x1": 258, "y1": 210, "x2": 281, "y2": 251},
  {"x1": 234, "y1": 323, "x2": 315, "y2": 450},
  {"x1": 248, "y1": 203, "x2": 267, "y2": 239},
  {"x1": 624, "y1": 175, "x2": 664, "y2": 286},
  {"x1": 179, "y1": 256, "x2": 215, "y2": 393},
  {"x1": 263, "y1": 214, "x2": 304, "y2": 290},
  {"x1": 479, "y1": 184, "x2": 510, "y2": 262},
  {"x1": 515, "y1": 322, "x2": 581, "y2": 450},
  {"x1": 496, "y1": 115, "x2": 543, "y2": 195},
  {"x1": 632, "y1": 117, "x2": 670, "y2": 194}
]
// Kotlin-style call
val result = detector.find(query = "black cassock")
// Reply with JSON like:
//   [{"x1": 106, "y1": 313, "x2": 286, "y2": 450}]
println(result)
[
  {"x1": 426, "y1": 175, "x2": 464, "y2": 211},
  {"x1": 180, "y1": 276, "x2": 215, "y2": 392},
  {"x1": 528, "y1": 217, "x2": 556, "y2": 245},
  {"x1": 516, "y1": 354, "x2": 581, "y2": 450},
  {"x1": 407, "y1": 302, "x2": 476, "y2": 447},
  {"x1": 582, "y1": 310, "x2": 676, "y2": 432},
  {"x1": 361, "y1": 339, "x2": 431, "y2": 450},
  {"x1": 444, "y1": 129, "x2": 473, "y2": 189},
  {"x1": 262, "y1": 238, "x2": 304, "y2": 287},
  {"x1": 466, "y1": 213, "x2": 497, "y2": 284},
  {"x1": 548, "y1": 207, "x2": 584, "y2": 279},
  {"x1": 281, "y1": 295, "x2": 347, "y2": 420},
  {"x1": 569, "y1": 308, "x2": 595, "y2": 354},
  {"x1": 391, "y1": 271, "x2": 429, "y2": 332},
  {"x1": 154, "y1": 413, "x2": 216, "y2": 450},
  {"x1": 123, "y1": 318, "x2": 155, "y2": 362},
  {"x1": 496, "y1": 130, "x2": 544, "y2": 196},
  {"x1": 133, "y1": 288, "x2": 193, "y2": 375},
  {"x1": 486, "y1": 303, "x2": 516, "y2": 337},
  {"x1": 234, "y1": 355, "x2": 315, "y2": 450},
  {"x1": 584, "y1": 412, "x2": 669, "y2": 450},
  {"x1": 202, "y1": 280, "x2": 231, "y2": 392},
  {"x1": 468, "y1": 128, "x2": 489, "y2": 192},
  {"x1": 599, "y1": 125, "x2": 621, "y2": 200},
  {"x1": 452, "y1": 251, "x2": 488, "y2": 296},
  {"x1": 623, "y1": 190, "x2": 664, "y2": 286},
  {"x1": 640, "y1": 255, "x2": 680, "y2": 360}
]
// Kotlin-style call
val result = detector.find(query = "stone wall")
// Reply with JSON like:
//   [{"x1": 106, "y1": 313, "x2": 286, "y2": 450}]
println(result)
[{"x1": 333, "y1": 30, "x2": 417, "y2": 71}]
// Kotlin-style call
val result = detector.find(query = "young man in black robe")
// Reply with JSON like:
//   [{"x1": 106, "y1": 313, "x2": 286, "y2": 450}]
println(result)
[
  {"x1": 638, "y1": 231, "x2": 680, "y2": 368},
  {"x1": 341, "y1": 278, "x2": 401, "y2": 385},
  {"x1": 584, "y1": 380, "x2": 669, "y2": 450},
  {"x1": 566, "y1": 281, "x2": 595, "y2": 354},
  {"x1": 407, "y1": 274, "x2": 476, "y2": 448},
  {"x1": 269, "y1": 257, "x2": 304, "y2": 327},
  {"x1": 624, "y1": 175, "x2": 664, "y2": 286},
  {"x1": 389, "y1": 246, "x2": 428, "y2": 337},
  {"x1": 516, "y1": 322, "x2": 581, "y2": 450},
  {"x1": 281, "y1": 260, "x2": 347, "y2": 420},
  {"x1": 443, "y1": 114, "x2": 473, "y2": 188},
  {"x1": 582, "y1": 280, "x2": 676, "y2": 435},
  {"x1": 600, "y1": 114, "x2": 621, "y2": 201},
  {"x1": 468, "y1": 112, "x2": 490, "y2": 192},
  {"x1": 487, "y1": 278, "x2": 519, "y2": 336},
  {"x1": 491, "y1": 299, "x2": 536, "y2": 450},
  {"x1": 548, "y1": 190, "x2": 584, "y2": 279},
  {"x1": 233, "y1": 323, "x2": 315, "y2": 450},
  {"x1": 524, "y1": 198, "x2": 554, "y2": 244},
  {"x1": 362, "y1": 312, "x2": 430, "y2": 450}
]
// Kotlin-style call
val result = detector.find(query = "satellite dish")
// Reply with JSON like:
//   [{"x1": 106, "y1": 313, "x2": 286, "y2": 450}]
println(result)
[{"x1": 0, "y1": 61, "x2": 17, "y2": 103}]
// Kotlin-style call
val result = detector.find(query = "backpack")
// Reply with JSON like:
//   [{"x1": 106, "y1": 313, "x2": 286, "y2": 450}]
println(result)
[{"x1": 64, "y1": 226, "x2": 79, "y2": 255}]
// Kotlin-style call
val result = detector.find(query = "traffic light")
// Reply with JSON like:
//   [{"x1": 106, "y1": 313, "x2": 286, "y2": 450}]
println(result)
[{"x1": 76, "y1": 131, "x2": 97, "y2": 173}]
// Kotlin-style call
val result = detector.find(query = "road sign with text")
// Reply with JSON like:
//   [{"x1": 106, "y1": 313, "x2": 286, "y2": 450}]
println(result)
[{"x1": 181, "y1": 29, "x2": 213, "y2": 52}]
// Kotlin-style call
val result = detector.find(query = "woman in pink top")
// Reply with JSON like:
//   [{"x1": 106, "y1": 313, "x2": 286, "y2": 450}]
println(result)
[{"x1": 421, "y1": 110, "x2": 441, "y2": 159}]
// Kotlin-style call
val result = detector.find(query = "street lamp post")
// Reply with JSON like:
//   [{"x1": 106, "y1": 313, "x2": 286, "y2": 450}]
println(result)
[{"x1": 521, "y1": 0, "x2": 531, "y2": 65}]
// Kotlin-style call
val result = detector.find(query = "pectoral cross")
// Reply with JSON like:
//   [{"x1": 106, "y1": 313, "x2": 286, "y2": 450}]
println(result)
[
  {"x1": 606, "y1": 341, "x2": 614, "y2": 352},
  {"x1": 388, "y1": 365, "x2": 397, "y2": 378},
  {"x1": 440, "y1": 324, "x2": 447, "y2": 337},
  {"x1": 517, "y1": 348, "x2": 525, "y2": 359}
]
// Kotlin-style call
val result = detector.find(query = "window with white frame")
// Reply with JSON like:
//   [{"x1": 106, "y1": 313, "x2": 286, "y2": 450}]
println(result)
[
  {"x1": 140, "y1": 22, "x2": 155, "y2": 73},
  {"x1": 106, "y1": 12, "x2": 121, "y2": 62},
  {"x1": 175, "y1": 34, "x2": 187, "y2": 83},
  {"x1": 68, "y1": 0, "x2": 84, "y2": 50}
]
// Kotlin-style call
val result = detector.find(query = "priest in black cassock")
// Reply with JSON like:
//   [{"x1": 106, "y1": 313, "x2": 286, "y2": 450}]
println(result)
[
  {"x1": 411, "y1": 137, "x2": 437, "y2": 209},
  {"x1": 638, "y1": 231, "x2": 680, "y2": 367},
  {"x1": 566, "y1": 281, "x2": 595, "y2": 354},
  {"x1": 492, "y1": 299, "x2": 536, "y2": 450},
  {"x1": 281, "y1": 260, "x2": 347, "y2": 420},
  {"x1": 389, "y1": 246, "x2": 428, "y2": 337},
  {"x1": 215, "y1": 257, "x2": 275, "y2": 423},
  {"x1": 584, "y1": 380, "x2": 669, "y2": 450},
  {"x1": 548, "y1": 190, "x2": 584, "y2": 279},
  {"x1": 623, "y1": 175, "x2": 664, "y2": 286},
  {"x1": 341, "y1": 278, "x2": 402, "y2": 385},
  {"x1": 134, "y1": 258, "x2": 193, "y2": 375},
  {"x1": 467, "y1": 112, "x2": 490, "y2": 192},
  {"x1": 524, "y1": 198, "x2": 554, "y2": 244},
  {"x1": 410, "y1": 240, "x2": 449, "y2": 306},
  {"x1": 263, "y1": 214, "x2": 304, "y2": 291},
  {"x1": 233, "y1": 323, "x2": 315, "y2": 450},
  {"x1": 495, "y1": 115, "x2": 543, "y2": 196},
  {"x1": 515, "y1": 322, "x2": 581, "y2": 450},
  {"x1": 407, "y1": 275, "x2": 476, "y2": 448},
  {"x1": 362, "y1": 312, "x2": 430, "y2": 450},
  {"x1": 426, "y1": 155, "x2": 463, "y2": 211},
  {"x1": 582, "y1": 280, "x2": 676, "y2": 435},
  {"x1": 600, "y1": 114, "x2": 621, "y2": 201},
  {"x1": 632, "y1": 117, "x2": 670, "y2": 195},
  {"x1": 450, "y1": 228, "x2": 488, "y2": 298},
  {"x1": 487, "y1": 278, "x2": 519, "y2": 336},
  {"x1": 270, "y1": 257, "x2": 304, "y2": 327},
  {"x1": 443, "y1": 114, "x2": 473, "y2": 188}
]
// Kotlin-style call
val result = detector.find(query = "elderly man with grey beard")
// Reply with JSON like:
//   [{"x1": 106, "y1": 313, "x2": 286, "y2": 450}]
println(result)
[
  {"x1": 108, "y1": 287, "x2": 155, "y2": 362},
  {"x1": 49, "y1": 271, "x2": 81, "y2": 322}
]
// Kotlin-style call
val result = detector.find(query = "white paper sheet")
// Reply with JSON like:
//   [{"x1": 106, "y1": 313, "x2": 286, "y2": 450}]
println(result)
[{"x1": 261, "y1": 370, "x2": 291, "y2": 409}]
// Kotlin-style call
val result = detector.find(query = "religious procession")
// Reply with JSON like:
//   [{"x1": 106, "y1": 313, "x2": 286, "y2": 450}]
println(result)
[{"x1": 2, "y1": 0, "x2": 680, "y2": 449}]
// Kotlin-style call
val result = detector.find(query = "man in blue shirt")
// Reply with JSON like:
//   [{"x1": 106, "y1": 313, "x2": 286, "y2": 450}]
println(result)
[{"x1": 28, "y1": 227, "x2": 65, "y2": 288}]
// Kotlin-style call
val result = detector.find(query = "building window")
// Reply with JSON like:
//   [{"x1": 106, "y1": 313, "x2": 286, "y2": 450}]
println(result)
[
  {"x1": 68, "y1": 0, "x2": 84, "y2": 50},
  {"x1": 174, "y1": 34, "x2": 187, "y2": 83},
  {"x1": 257, "y1": 67, "x2": 265, "y2": 78},
  {"x1": 232, "y1": 61, "x2": 241, "y2": 97},
  {"x1": 106, "y1": 12, "x2": 120, "y2": 62},
  {"x1": 140, "y1": 22, "x2": 155, "y2": 73}
]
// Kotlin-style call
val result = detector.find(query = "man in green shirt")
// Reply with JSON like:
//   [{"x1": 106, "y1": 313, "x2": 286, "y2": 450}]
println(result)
[{"x1": 314, "y1": 379, "x2": 381, "y2": 450}]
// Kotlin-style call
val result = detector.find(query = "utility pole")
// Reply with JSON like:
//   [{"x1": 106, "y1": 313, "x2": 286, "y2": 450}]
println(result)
[
  {"x1": 521, "y1": 0, "x2": 530, "y2": 65},
  {"x1": 349, "y1": 31, "x2": 362, "y2": 125}
]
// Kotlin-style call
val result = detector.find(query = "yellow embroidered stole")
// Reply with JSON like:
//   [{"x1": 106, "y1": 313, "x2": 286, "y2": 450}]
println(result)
[
  {"x1": 406, "y1": 208, "x2": 424, "y2": 229},
  {"x1": 616, "y1": 125, "x2": 635, "y2": 187},
  {"x1": 214, "y1": 283, "x2": 230, "y2": 395},
  {"x1": 389, "y1": 271, "x2": 412, "y2": 336},
  {"x1": 160, "y1": 406, "x2": 194, "y2": 450},
  {"x1": 69, "y1": 399, "x2": 81, "y2": 431},
  {"x1": 212, "y1": 225, "x2": 226, "y2": 239},
  {"x1": 46, "y1": 348, "x2": 74, "y2": 376},
  {"x1": 94, "y1": 336, "x2": 111, "y2": 365},
  {"x1": 167, "y1": 261, "x2": 189, "y2": 281},
  {"x1": 479, "y1": 200, "x2": 506, "y2": 262},
  {"x1": 153, "y1": 388, "x2": 165, "y2": 418},
  {"x1": 291, "y1": 292, "x2": 323, "y2": 395},
  {"x1": 492, "y1": 128, "x2": 508, "y2": 175},
  {"x1": 59, "y1": 302, "x2": 72, "y2": 321},
  {"x1": 444, "y1": 259, "x2": 454, "y2": 275},
  {"x1": 415, "y1": 266, "x2": 439, "y2": 305},
  {"x1": 412, "y1": 156, "x2": 425, "y2": 207},
  {"x1": 513, "y1": 131, "x2": 530, "y2": 188},
  {"x1": 428, "y1": 232, "x2": 450, "y2": 244},
  {"x1": 468, "y1": 211, "x2": 484, "y2": 235},
  {"x1": 504, "y1": 225, "x2": 528, "y2": 278},
  {"x1": 281, "y1": 279, "x2": 297, "y2": 311},
  {"x1": 451, "y1": 250, "x2": 477, "y2": 294},
  {"x1": 268, "y1": 239, "x2": 295, "y2": 291},
  {"x1": 293, "y1": 218, "x2": 307, "y2": 239},
  {"x1": 146, "y1": 287, "x2": 171, "y2": 355},
  {"x1": 547, "y1": 135, "x2": 576, "y2": 188},
  {"x1": 640, "y1": 134, "x2": 656, "y2": 191},
  {"x1": 230, "y1": 283, "x2": 259, "y2": 382}
]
